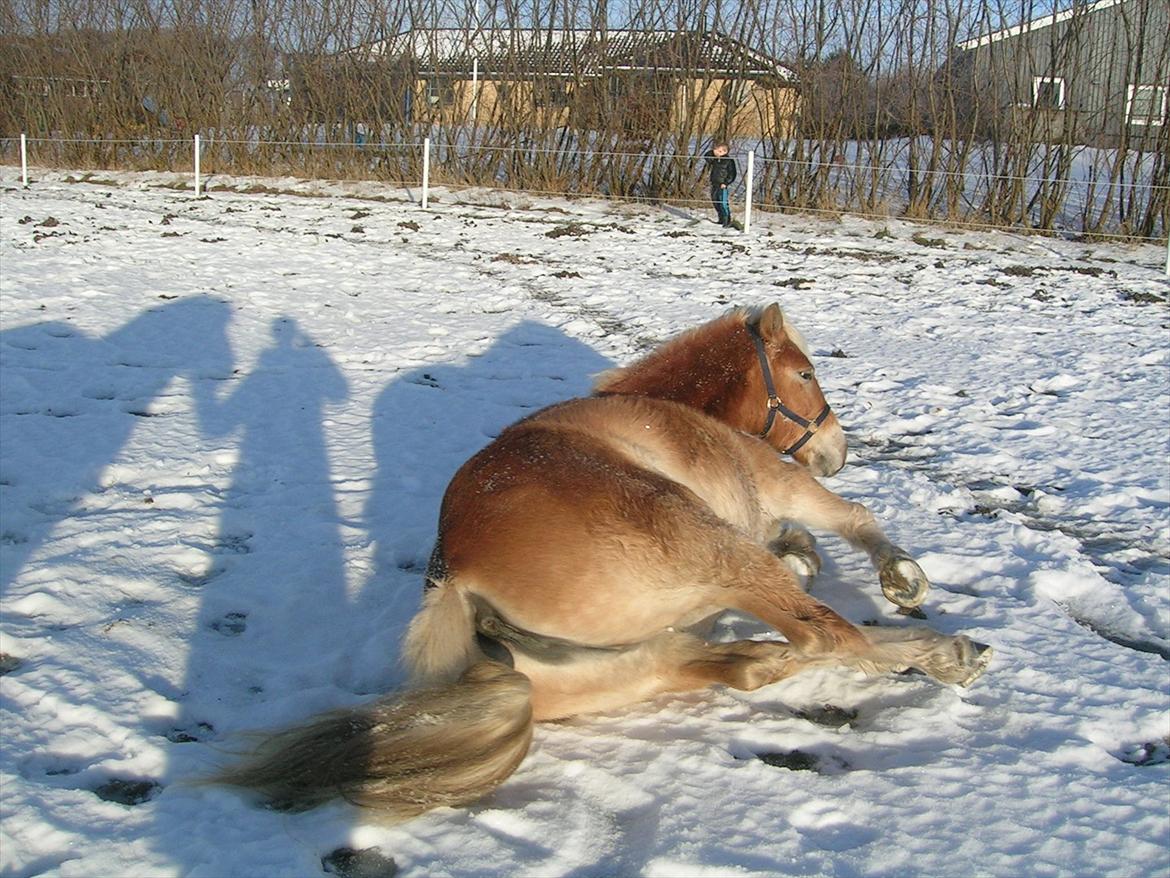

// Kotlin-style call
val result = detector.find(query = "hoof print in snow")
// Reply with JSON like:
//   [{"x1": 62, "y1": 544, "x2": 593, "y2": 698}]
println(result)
[
  {"x1": 166, "y1": 721, "x2": 216, "y2": 743},
  {"x1": 755, "y1": 749, "x2": 849, "y2": 773},
  {"x1": 178, "y1": 565, "x2": 225, "y2": 588},
  {"x1": 794, "y1": 704, "x2": 858, "y2": 728},
  {"x1": 0, "y1": 653, "x2": 23, "y2": 675},
  {"x1": 1118, "y1": 738, "x2": 1170, "y2": 767},
  {"x1": 210, "y1": 612, "x2": 247, "y2": 636},
  {"x1": 93, "y1": 778, "x2": 161, "y2": 805},
  {"x1": 214, "y1": 532, "x2": 252, "y2": 555},
  {"x1": 322, "y1": 846, "x2": 398, "y2": 878}
]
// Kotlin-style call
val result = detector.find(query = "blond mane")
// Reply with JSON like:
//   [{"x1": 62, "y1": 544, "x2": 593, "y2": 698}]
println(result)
[{"x1": 593, "y1": 306, "x2": 809, "y2": 396}]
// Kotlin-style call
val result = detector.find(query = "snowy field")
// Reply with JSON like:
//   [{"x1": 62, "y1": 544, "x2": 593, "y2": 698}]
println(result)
[{"x1": 1, "y1": 167, "x2": 1168, "y2": 878}]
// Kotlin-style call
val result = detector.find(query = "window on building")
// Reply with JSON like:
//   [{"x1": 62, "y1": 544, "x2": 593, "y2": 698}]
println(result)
[
  {"x1": 534, "y1": 79, "x2": 570, "y2": 109},
  {"x1": 16, "y1": 76, "x2": 50, "y2": 97},
  {"x1": 425, "y1": 79, "x2": 455, "y2": 108},
  {"x1": 1032, "y1": 76, "x2": 1065, "y2": 110},
  {"x1": 1127, "y1": 84, "x2": 1168, "y2": 125}
]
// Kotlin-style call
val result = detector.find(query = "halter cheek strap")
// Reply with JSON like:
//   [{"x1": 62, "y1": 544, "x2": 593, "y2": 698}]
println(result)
[{"x1": 746, "y1": 321, "x2": 832, "y2": 455}]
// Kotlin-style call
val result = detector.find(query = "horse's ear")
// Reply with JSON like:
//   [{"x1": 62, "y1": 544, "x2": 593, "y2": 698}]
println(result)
[{"x1": 758, "y1": 303, "x2": 785, "y2": 340}]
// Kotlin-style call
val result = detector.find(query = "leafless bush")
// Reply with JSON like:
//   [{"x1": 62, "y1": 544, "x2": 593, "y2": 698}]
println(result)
[{"x1": 1, "y1": 0, "x2": 1165, "y2": 237}]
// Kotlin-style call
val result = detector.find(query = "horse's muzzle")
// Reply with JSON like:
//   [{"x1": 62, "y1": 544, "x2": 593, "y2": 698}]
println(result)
[{"x1": 801, "y1": 420, "x2": 847, "y2": 477}]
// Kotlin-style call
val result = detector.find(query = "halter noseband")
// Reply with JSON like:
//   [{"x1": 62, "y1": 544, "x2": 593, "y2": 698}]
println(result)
[{"x1": 746, "y1": 321, "x2": 832, "y2": 455}]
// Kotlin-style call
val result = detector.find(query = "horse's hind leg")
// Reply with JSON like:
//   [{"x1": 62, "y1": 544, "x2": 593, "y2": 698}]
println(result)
[
  {"x1": 693, "y1": 627, "x2": 992, "y2": 689},
  {"x1": 850, "y1": 626, "x2": 993, "y2": 686},
  {"x1": 519, "y1": 625, "x2": 991, "y2": 722},
  {"x1": 516, "y1": 632, "x2": 820, "y2": 721},
  {"x1": 687, "y1": 536, "x2": 992, "y2": 688}
]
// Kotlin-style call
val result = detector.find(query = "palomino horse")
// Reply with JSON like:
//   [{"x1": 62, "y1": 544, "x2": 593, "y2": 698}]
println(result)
[{"x1": 219, "y1": 304, "x2": 991, "y2": 818}]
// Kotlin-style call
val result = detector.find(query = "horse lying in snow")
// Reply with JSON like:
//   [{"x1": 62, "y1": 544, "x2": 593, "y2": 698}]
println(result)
[{"x1": 217, "y1": 304, "x2": 992, "y2": 819}]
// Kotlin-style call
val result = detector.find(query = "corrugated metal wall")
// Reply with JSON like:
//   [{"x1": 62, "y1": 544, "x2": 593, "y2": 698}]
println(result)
[{"x1": 964, "y1": 0, "x2": 1168, "y2": 143}]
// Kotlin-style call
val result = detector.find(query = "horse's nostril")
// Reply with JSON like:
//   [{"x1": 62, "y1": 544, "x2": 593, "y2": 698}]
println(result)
[{"x1": 813, "y1": 448, "x2": 846, "y2": 478}]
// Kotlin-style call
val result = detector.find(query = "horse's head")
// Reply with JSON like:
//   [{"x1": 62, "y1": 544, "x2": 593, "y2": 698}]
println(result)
[{"x1": 745, "y1": 304, "x2": 847, "y2": 477}]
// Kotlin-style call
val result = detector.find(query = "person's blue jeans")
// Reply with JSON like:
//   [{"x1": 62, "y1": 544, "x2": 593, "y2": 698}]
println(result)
[{"x1": 711, "y1": 187, "x2": 731, "y2": 225}]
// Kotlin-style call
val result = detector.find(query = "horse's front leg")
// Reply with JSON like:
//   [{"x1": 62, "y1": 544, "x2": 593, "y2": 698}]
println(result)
[
  {"x1": 765, "y1": 520, "x2": 821, "y2": 588},
  {"x1": 748, "y1": 451, "x2": 930, "y2": 609}
]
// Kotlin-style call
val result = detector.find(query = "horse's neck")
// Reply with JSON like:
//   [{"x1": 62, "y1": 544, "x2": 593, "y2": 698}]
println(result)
[{"x1": 602, "y1": 327, "x2": 748, "y2": 421}]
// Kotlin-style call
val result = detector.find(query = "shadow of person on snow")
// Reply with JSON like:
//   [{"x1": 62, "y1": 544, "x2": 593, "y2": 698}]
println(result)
[
  {"x1": 150, "y1": 315, "x2": 355, "y2": 875},
  {"x1": 176, "y1": 316, "x2": 351, "y2": 723},
  {"x1": 0, "y1": 295, "x2": 234, "y2": 596}
]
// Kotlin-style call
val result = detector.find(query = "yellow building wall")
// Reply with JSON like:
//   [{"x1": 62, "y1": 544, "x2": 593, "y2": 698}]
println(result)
[
  {"x1": 416, "y1": 77, "x2": 574, "y2": 129},
  {"x1": 681, "y1": 78, "x2": 799, "y2": 139},
  {"x1": 416, "y1": 75, "x2": 797, "y2": 138}
]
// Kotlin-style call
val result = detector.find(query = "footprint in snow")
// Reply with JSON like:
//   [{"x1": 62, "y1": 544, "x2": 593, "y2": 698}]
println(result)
[
  {"x1": 165, "y1": 721, "x2": 216, "y2": 743},
  {"x1": 177, "y1": 565, "x2": 226, "y2": 588},
  {"x1": 322, "y1": 847, "x2": 398, "y2": 878},
  {"x1": 794, "y1": 704, "x2": 859, "y2": 728},
  {"x1": 213, "y1": 532, "x2": 252, "y2": 555},
  {"x1": 209, "y1": 612, "x2": 247, "y2": 636},
  {"x1": 92, "y1": 778, "x2": 162, "y2": 805},
  {"x1": 751, "y1": 749, "x2": 851, "y2": 773}
]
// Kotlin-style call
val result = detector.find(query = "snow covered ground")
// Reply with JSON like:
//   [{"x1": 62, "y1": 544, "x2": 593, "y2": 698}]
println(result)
[{"x1": 1, "y1": 167, "x2": 1167, "y2": 878}]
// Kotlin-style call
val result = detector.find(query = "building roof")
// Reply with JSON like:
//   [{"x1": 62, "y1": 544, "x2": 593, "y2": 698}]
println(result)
[
  {"x1": 957, "y1": 0, "x2": 1127, "y2": 50},
  {"x1": 345, "y1": 29, "x2": 795, "y2": 80}
]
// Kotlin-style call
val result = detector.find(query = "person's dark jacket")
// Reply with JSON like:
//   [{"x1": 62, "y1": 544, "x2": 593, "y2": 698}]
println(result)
[{"x1": 705, "y1": 151, "x2": 738, "y2": 190}]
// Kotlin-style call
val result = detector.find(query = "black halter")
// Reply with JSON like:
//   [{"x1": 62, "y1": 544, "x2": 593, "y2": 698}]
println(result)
[{"x1": 746, "y1": 321, "x2": 832, "y2": 455}]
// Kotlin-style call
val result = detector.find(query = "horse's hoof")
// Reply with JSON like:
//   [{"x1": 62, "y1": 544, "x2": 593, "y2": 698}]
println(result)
[
  {"x1": 769, "y1": 529, "x2": 821, "y2": 586},
  {"x1": 780, "y1": 549, "x2": 821, "y2": 585},
  {"x1": 921, "y1": 636, "x2": 993, "y2": 686},
  {"x1": 957, "y1": 641, "x2": 993, "y2": 687},
  {"x1": 880, "y1": 557, "x2": 930, "y2": 609}
]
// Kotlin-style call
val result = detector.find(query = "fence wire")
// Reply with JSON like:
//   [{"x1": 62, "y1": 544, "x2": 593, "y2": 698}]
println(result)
[{"x1": 2, "y1": 133, "x2": 1167, "y2": 244}]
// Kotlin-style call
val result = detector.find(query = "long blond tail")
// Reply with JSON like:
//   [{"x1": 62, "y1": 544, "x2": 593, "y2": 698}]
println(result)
[
  {"x1": 214, "y1": 660, "x2": 533, "y2": 819},
  {"x1": 215, "y1": 583, "x2": 533, "y2": 819}
]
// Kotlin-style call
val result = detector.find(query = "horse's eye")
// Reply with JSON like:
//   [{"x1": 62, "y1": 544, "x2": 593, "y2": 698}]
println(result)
[{"x1": 799, "y1": 370, "x2": 814, "y2": 381}]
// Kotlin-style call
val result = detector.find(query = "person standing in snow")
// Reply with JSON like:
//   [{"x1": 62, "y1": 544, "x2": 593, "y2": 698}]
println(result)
[{"x1": 704, "y1": 143, "x2": 738, "y2": 228}]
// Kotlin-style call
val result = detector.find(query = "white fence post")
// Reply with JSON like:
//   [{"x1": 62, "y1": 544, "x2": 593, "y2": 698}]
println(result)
[
  {"x1": 471, "y1": 58, "x2": 480, "y2": 126},
  {"x1": 744, "y1": 150, "x2": 754, "y2": 234},
  {"x1": 20, "y1": 133, "x2": 28, "y2": 186},
  {"x1": 193, "y1": 134, "x2": 202, "y2": 197},
  {"x1": 422, "y1": 136, "x2": 431, "y2": 209}
]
